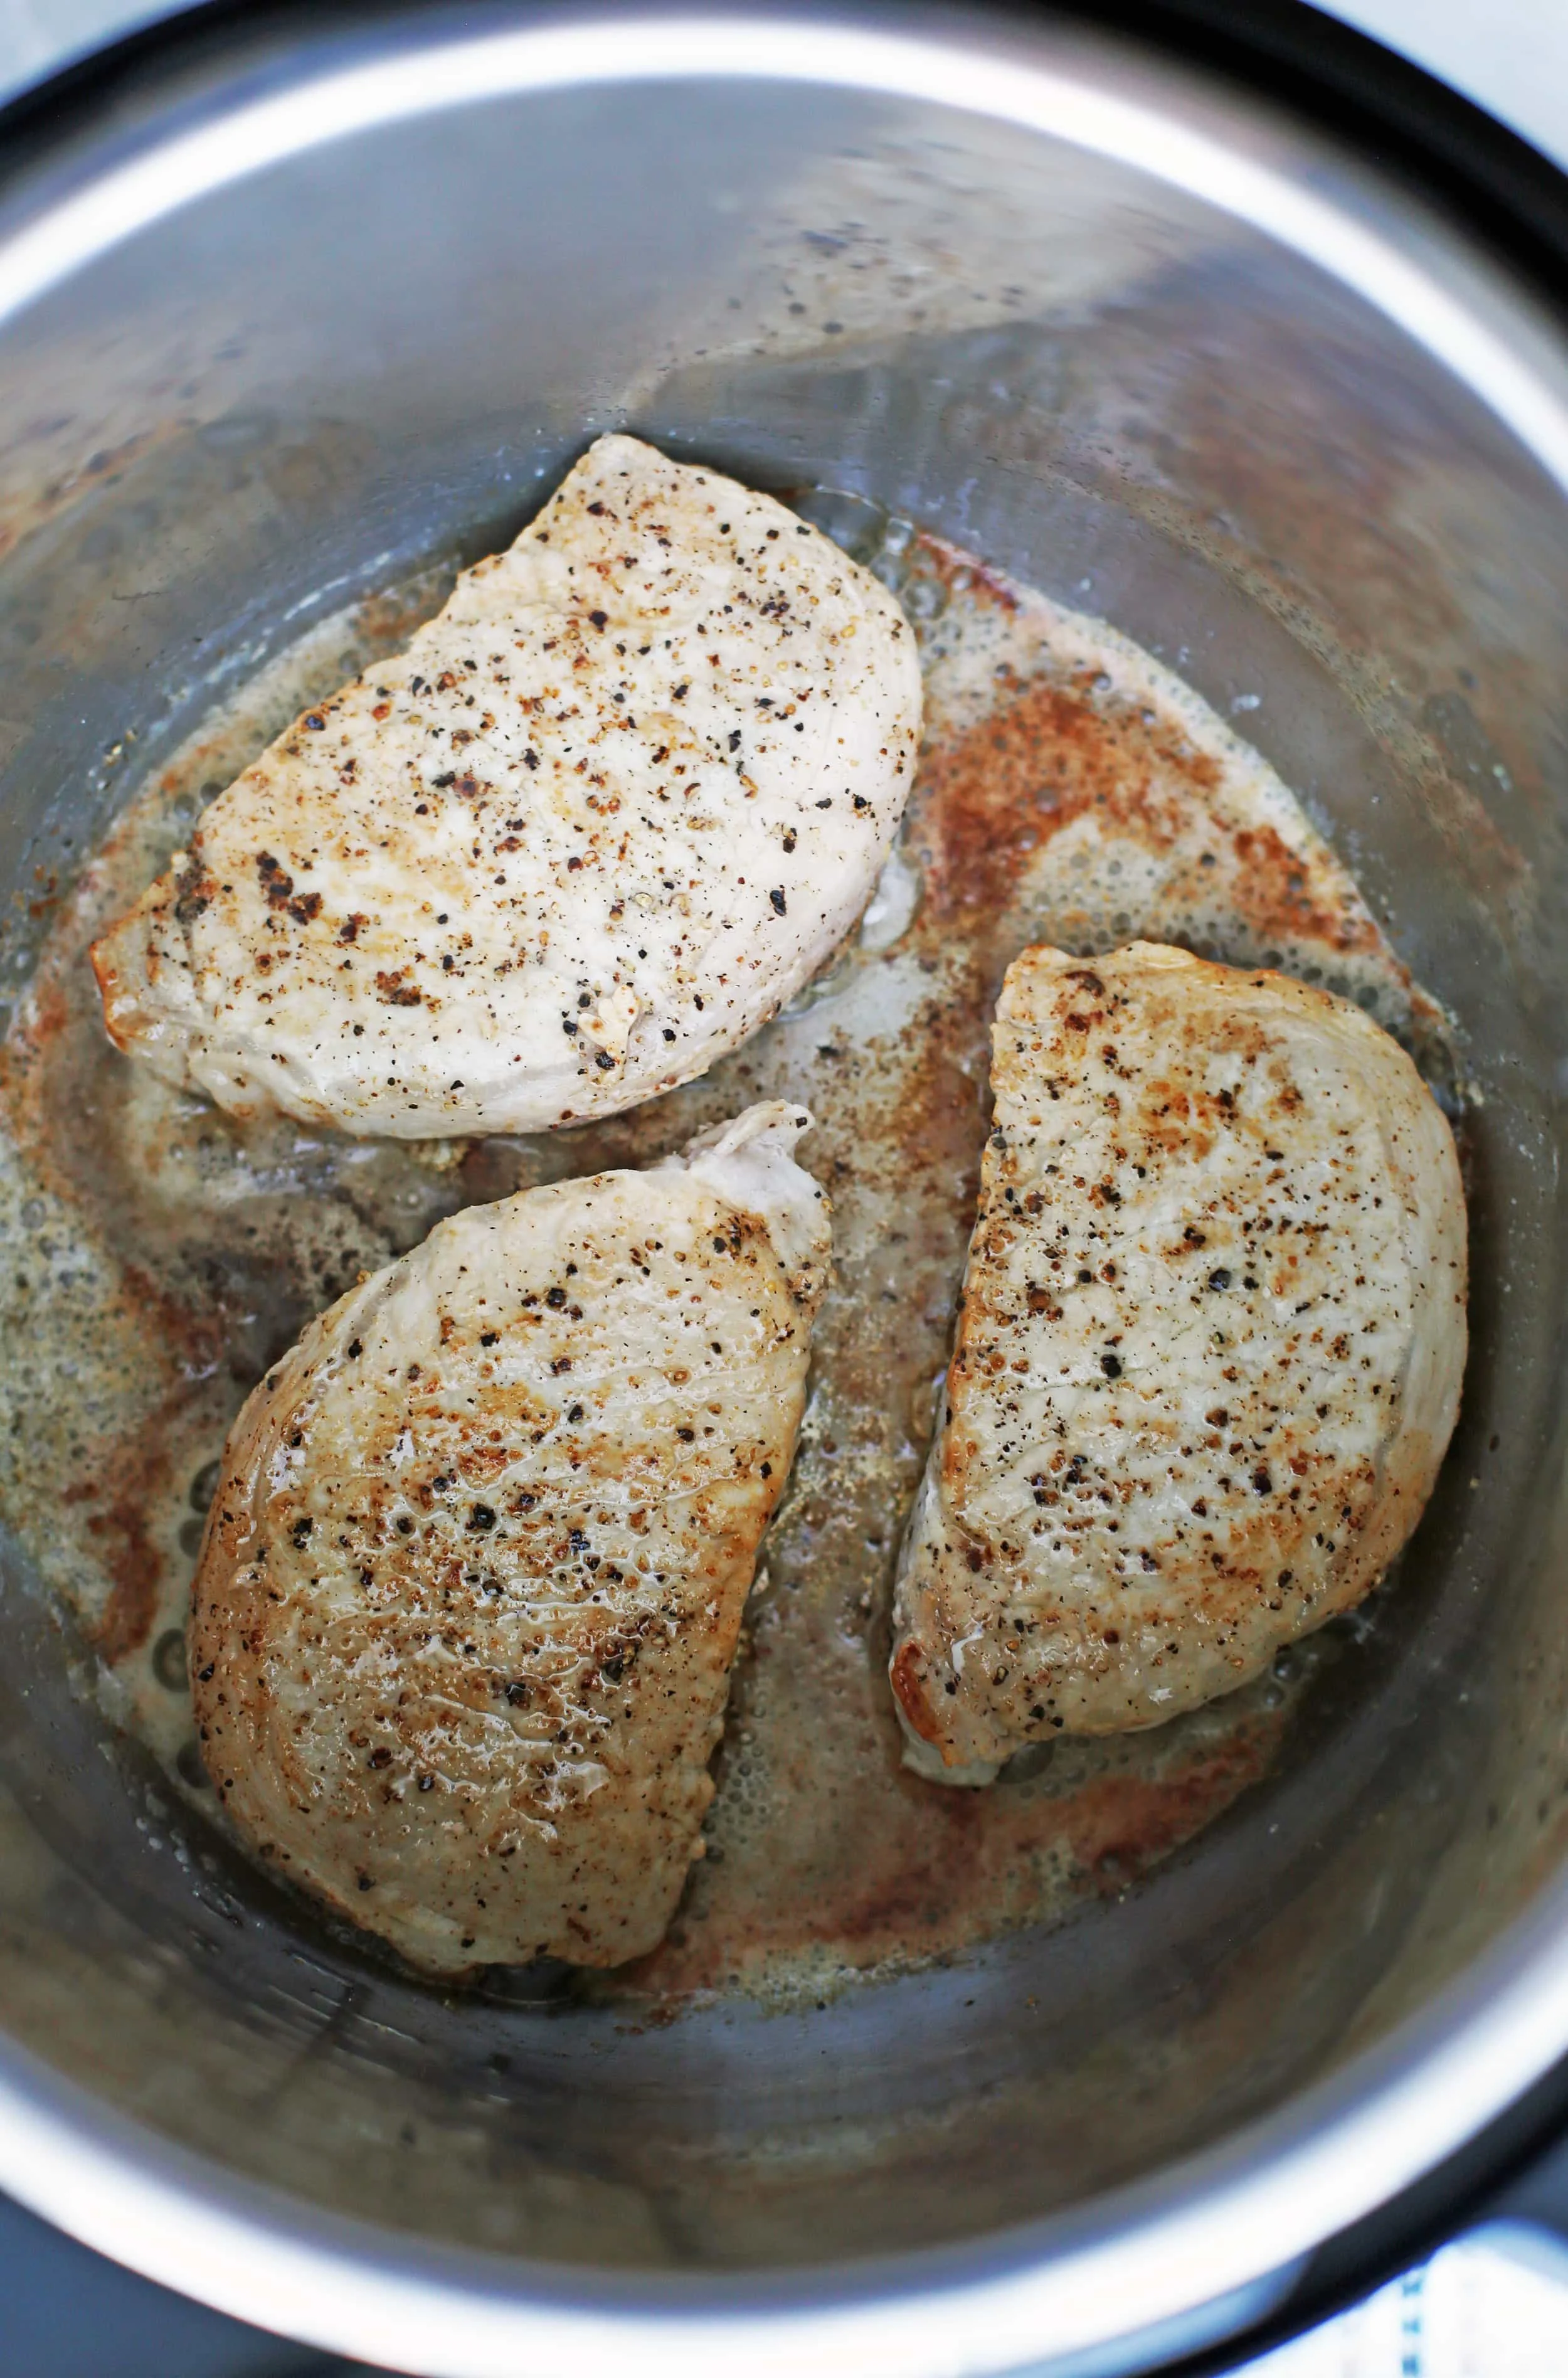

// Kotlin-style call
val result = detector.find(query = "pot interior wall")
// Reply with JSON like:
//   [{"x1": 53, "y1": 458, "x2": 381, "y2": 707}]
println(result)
[{"x1": 0, "y1": 48, "x2": 1564, "y2": 2274}]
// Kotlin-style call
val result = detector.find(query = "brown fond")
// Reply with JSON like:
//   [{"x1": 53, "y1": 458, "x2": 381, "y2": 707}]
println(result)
[{"x1": 0, "y1": 523, "x2": 1433, "y2": 2000}]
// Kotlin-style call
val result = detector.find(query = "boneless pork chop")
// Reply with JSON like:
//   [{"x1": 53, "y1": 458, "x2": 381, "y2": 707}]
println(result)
[
  {"x1": 93, "y1": 435, "x2": 921, "y2": 1135},
  {"x1": 891, "y1": 942, "x2": 1466, "y2": 1780},
  {"x1": 190, "y1": 1101, "x2": 829, "y2": 1972}
]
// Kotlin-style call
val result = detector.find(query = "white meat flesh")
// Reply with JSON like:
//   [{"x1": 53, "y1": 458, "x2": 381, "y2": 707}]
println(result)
[
  {"x1": 92, "y1": 435, "x2": 921, "y2": 1136},
  {"x1": 890, "y1": 941, "x2": 1466, "y2": 1780},
  {"x1": 189, "y1": 1101, "x2": 829, "y2": 1971}
]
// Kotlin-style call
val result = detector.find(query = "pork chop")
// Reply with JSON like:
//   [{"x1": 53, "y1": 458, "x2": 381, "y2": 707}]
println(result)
[
  {"x1": 190, "y1": 1100, "x2": 829, "y2": 1970},
  {"x1": 93, "y1": 435, "x2": 920, "y2": 1136},
  {"x1": 889, "y1": 941, "x2": 1466, "y2": 1779}
]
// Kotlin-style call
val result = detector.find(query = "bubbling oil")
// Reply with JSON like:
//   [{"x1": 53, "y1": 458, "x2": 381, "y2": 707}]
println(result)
[{"x1": 0, "y1": 492, "x2": 1448, "y2": 2002}]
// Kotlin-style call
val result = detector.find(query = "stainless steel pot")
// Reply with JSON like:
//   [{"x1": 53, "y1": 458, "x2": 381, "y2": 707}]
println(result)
[{"x1": 3, "y1": 5, "x2": 1568, "y2": 2372}]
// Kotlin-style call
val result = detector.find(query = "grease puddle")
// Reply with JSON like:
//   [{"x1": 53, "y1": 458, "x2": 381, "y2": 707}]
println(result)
[{"x1": 0, "y1": 496, "x2": 1445, "y2": 2003}]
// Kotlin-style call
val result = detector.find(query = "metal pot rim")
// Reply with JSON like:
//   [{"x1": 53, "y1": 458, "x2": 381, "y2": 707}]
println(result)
[{"x1": 1, "y1": 9, "x2": 1566, "y2": 2371}]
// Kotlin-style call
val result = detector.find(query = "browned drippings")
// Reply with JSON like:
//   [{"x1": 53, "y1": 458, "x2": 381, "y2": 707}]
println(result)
[
  {"x1": 914, "y1": 674, "x2": 1218, "y2": 927},
  {"x1": 0, "y1": 515, "x2": 1445, "y2": 2003}
]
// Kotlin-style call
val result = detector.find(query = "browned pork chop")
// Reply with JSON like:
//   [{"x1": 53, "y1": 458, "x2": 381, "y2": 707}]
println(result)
[
  {"x1": 191, "y1": 1101, "x2": 829, "y2": 1970},
  {"x1": 891, "y1": 942, "x2": 1466, "y2": 1778},
  {"x1": 92, "y1": 435, "x2": 919, "y2": 1137}
]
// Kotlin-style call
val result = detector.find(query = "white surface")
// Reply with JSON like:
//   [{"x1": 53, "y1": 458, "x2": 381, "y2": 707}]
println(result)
[
  {"x1": 0, "y1": 0, "x2": 166, "y2": 87},
  {"x1": 1310, "y1": 0, "x2": 1568, "y2": 175},
  {"x1": 1254, "y1": 2244, "x2": 1568, "y2": 2375},
  {"x1": 0, "y1": 0, "x2": 1564, "y2": 2373}
]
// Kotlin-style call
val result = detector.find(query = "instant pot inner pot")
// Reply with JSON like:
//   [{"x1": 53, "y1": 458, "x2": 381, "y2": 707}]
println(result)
[{"x1": 0, "y1": 58, "x2": 1563, "y2": 2273}]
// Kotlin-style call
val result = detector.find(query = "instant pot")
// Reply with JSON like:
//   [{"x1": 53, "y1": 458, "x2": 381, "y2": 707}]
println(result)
[{"x1": 4, "y1": 3, "x2": 1568, "y2": 2372}]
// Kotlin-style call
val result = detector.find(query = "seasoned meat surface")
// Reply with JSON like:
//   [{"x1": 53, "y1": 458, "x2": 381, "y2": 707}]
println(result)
[
  {"x1": 190, "y1": 1101, "x2": 830, "y2": 1972},
  {"x1": 92, "y1": 435, "x2": 920, "y2": 1137},
  {"x1": 890, "y1": 942, "x2": 1466, "y2": 1778}
]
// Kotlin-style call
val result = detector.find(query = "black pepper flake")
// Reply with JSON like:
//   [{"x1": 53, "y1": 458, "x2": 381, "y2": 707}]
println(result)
[
  {"x1": 346, "y1": 1339, "x2": 363, "y2": 1359},
  {"x1": 594, "y1": 1049, "x2": 615, "y2": 1069},
  {"x1": 304, "y1": 712, "x2": 326, "y2": 731},
  {"x1": 662, "y1": 1027, "x2": 677, "y2": 1042},
  {"x1": 568, "y1": 1403, "x2": 585, "y2": 1424},
  {"x1": 769, "y1": 888, "x2": 787, "y2": 915},
  {"x1": 728, "y1": 730, "x2": 742, "y2": 752},
  {"x1": 467, "y1": 1504, "x2": 497, "y2": 1532},
  {"x1": 546, "y1": 1286, "x2": 568, "y2": 1308},
  {"x1": 672, "y1": 682, "x2": 689, "y2": 699},
  {"x1": 523, "y1": 748, "x2": 539, "y2": 770},
  {"x1": 1207, "y1": 1268, "x2": 1232, "y2": 1291},
  {"x1": 677, "y1": 1426, "x2": 696, "y2": 1441},
  {"x1": 588, "y1": 609, "x2": 608, "y2": 630},
  {"x1": 433, "y1": 771, "x2": 456, "y2": 789},
  {"x1": 418, "y1": 1773, "x2": 435, "y2": 1790},
  {"x1": 1101, "y1": 1352, "x2": 1123, "y2": 1379},
  {"x1": 291, "y1": 1517, "x2": 314, "y2": 1547},
  {"x1": 480, "y1": 1330, "x2": 499, "y2": 1347},
  {"x1": 256, "y1": 851, "x2": 294, "y2": 908}
]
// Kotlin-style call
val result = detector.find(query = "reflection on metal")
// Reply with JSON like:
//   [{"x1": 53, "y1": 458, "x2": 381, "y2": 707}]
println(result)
[{"x1": 0, "y1": 11, "x2": 1564, "y2": 2378}]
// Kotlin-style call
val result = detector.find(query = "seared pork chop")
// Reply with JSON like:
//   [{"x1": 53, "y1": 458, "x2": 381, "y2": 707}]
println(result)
[
  {"x1": 191, "y1": 1101, "x2": 829, "y2": 1970},
  {"x1": 891, "y1": 942, "x2": 1466, "y2": 1779},
  {"x1": 93, "y1": 436, "x2": 920, "y2": 1136}
]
